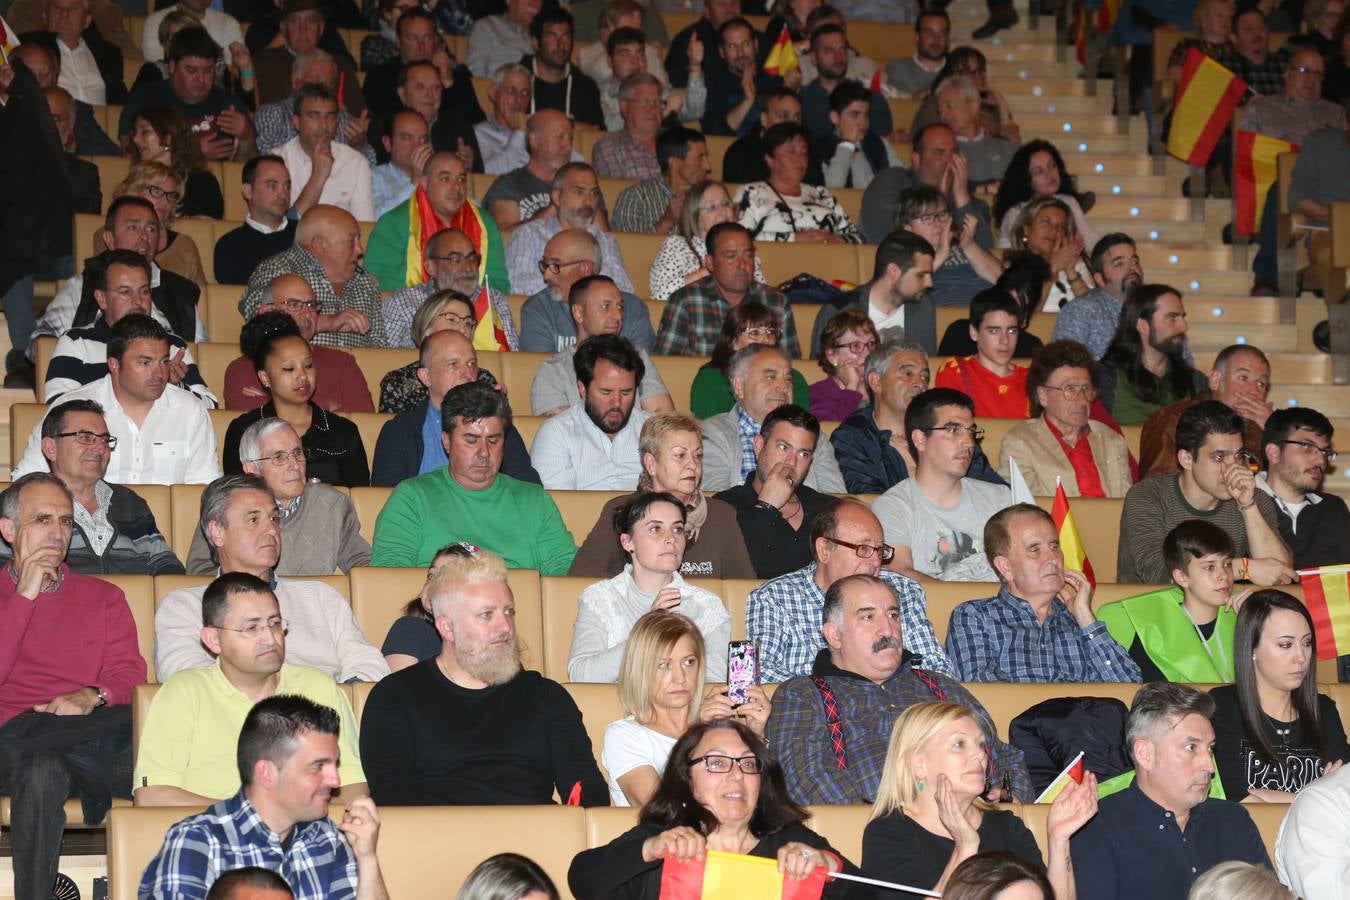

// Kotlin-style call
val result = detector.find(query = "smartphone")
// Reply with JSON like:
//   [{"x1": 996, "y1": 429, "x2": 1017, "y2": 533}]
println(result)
[{"x1": 727, "y1": 640, "x2": 759, "y2": 706}]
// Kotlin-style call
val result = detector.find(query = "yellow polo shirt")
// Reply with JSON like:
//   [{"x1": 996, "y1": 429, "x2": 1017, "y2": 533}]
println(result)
[{"x1": 134, "y1": 662, "x2": 365, "y2": 800}]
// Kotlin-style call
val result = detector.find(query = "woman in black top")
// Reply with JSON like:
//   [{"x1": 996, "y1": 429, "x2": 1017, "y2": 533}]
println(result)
[
  {"x1": 862, "y1": 702, "x2": 1096, "y2": 896},
  {"x1": 1209, "y1": 589, "x2": 1349, "y2": 802},
  {"x1": 569, "y1": 719, "x2": 854, "y2": 900}
]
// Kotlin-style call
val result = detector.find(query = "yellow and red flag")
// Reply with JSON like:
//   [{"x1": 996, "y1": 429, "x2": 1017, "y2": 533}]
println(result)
[
  {"x1": 1051, "y1": 482, "x2": 1095, "y2": 587},
  {"x1": 1072, "y1": 0, "x2": 1123, "y2": 65},
  {"x1": 1234, "y1": 131, "x2": 1299, "y2": 236},
  {"x1": 470, "y1": 284, "x2": 510, "y2": 351},
  {"x1": 0, "y1": 15, "x2": 17, "y2": 63},
  {"x1": 1296, "y1": 565, "x2": 1350, "y2": 660},
  {"x1": 660, "y1": 852, "x2": 827, "y2": 900},
  {"x1": 1166, "y1": 48, "x2": 1247, "y2": 166},
  {"x1": 1035, "y1": 750, "x2": 1085, "y2": 804},
  {"x1": 762, "y1": 28, "x2": 798, "y2": 77}
]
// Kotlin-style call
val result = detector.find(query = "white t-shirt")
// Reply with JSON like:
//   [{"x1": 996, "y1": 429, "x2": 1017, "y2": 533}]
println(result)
[
  {"x1": 602, "y1": 717, "x2": 678, "y2": 806},
  {"x1": 872, "y1": 477, "x2": 1012, "y2": 581}
]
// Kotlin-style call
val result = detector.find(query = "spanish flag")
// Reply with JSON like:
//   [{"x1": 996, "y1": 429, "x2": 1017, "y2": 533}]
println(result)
[
  {"x1": 1051, "y1": 482, "x2": 1095, "y2": 587},
  {"x1": 1234, "y1": 131, "x2": 1299, "y2": 236},
  {"x1": 1166, "y1": 48, "x2": 1247, "y2": 166},
  {"x1": 1296, "y1": 565, "x2": 1350, "y2": 660},
  {"x1": 762, "y1": 27, "x2": 798, "y2": 77},
  {"x1": 0, "y1": 15, "x2": 16, "y2": 63},
  {"x1": 1035, "y1": 750, "x2": 1085, "y2": 804},
  {"x1": 660, "y1": 852, "x2": 827, "y2": 900},
  {"x1": 470, "y1": 284, "x2": 510, "y2": 351},
  {"x1": 403, "y1": 185, "x2": 493, "y2": 289},
  {"x1": 1072, "y1": 0, "x2": 1122, "y2": 65}
]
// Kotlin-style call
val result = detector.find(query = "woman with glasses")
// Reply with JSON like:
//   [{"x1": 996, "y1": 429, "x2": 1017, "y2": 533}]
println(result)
[
  {"x1": 569, "y1": 719, "x2": 854, "y2": 899},
  {"x1": 382, "y1": 543, "x2": 478, "y2": 672},
  {"x1": 378, "y1": 290, "x2": 501, "y2": 414},
  {"x1": 126, "y1": 106, "x2": 225, "y2": 219},
  {"x1": 649, "y1": 181, "x2": 768, "y2": 302},
  {"x1": 896, "y1": 186, "x2": 1002, "y2": 310},
  {"x1": 993, "y1": 141, "x2": 1098, "y2": 251},
  {"x1": 690, "y1": 302, "x2": 808, "y2": 418},
  {"x1": 569, "y1": 492, "x2": 731, "y2": 683},
  {"x1": 998, "y1": 340, "x2": 1133, "y2": 497},
  {"x1": 223, "y1": 321, "x2": 370, "y2": 487},
  {"x1": 1008, "y1": 196, "x2": 1092, "y2": 313},
  {"x1": 734, "y1": 123, "x2": 863, "y2": 244},
  {"x1": 908, "y1": 47, "x2": 1020, "y2": 142},
  {"x1": 810, "y1": 309, "x2": 878, "y2": 421},
  {"x1": 99, "y1": 161, "x2": 208, "y2": 291}
]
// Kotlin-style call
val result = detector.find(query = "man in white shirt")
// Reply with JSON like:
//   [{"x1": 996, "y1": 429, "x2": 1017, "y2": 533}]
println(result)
[
  {"x1": 372, "y1": 108, "x2": 431, "y2": 219},
  {"x1": 474, "y1": 63, "x2": 534, "y2": 175},
  {"x1": 155, "y1": 474, "x2": 390, "y2": 683},
  {"x1": 277, "y1": 84, "x2": 376, "y2": 222},
  {"x1": 42, "y1": 0, "x2": 118, "y2": 105},
  {"x1": 466, "y1": 0, "x2": 539, "y2": 77},
  {"x1": 1275, "y1": 760, "x2": 1350, "y2": 896},
  {"x1": 13, "y1": 315, "x2": 223, "y2": 485},
  {"x1": 531, "y1": 332, "x2": 650, "y2": 490},
  {"x1": 141, "y1": 0, "x2": 243, "y2": 65}
]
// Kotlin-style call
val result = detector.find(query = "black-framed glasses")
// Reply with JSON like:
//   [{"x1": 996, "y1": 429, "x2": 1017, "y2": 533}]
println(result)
[
  {"x1": 435, "y1": 311, "x2": 476, "y2": 328},
  {"x1": 144, "y1": 184, "x2": 182, "y2": 203},
  {"x1": 217, "y1": 617, "x2": 289, "y2": 639},
  {"x1": 830, "y1": 536, "x2": 895, "y2": 563},
  {"x1": 538, "y1": 259, "x2": 589, "y2": 276},
  {"x1": 1277, "y1": 439, "x2": 1338, "y2": 462},
  {"x1": 429, "y1": 252, "x2": 481, "y2": 267},
  {"x1": 54, "y1": 430, "x2": 118, "y2": 450},
  {"x1": 688, "y1": 754, "x2": 762, "y2": 774},
  {"x1": 1041, "y1": 383, "x2": 1098, "y2": 401},
  {"x1": 911, "y1": 210, "x2": 952, "y2": 226},
  {"x1": 250, "y1": 447, "x2": 308, "y2": 467},
  {"x1": 923, "y1": 423, "x2": 986, "y2": 442},
  {"x1": 832, "y1": 339, "x2": 879, "y2": 355}
]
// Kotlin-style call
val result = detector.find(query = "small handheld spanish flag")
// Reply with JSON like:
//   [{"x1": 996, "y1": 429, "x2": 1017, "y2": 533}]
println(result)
[
  {"x1": 1166, "y1": 47, "x2": 1247, "y2": 166},
  {"x1": 470, "y1": 284, "x2": 510, "y2": 352},
  {"x1": 0, "y1": 14, "x2": 17, "y2": 63},
  {"x1": 762, "y1": 28, "x2": 798, "y2": 77},
  {"x1": 1234, "y1": 130, "x2": 1299, "y2": 236},
  {"x1": 1035, "y1": 750, "x2": 1085, "y2": 804},
  {"x1": 1296, "y1": 565, "x2": 1350, "y2": 660},
  {"x1": 1051, "y1": 481, "x2": 1095, "y2": 587}
]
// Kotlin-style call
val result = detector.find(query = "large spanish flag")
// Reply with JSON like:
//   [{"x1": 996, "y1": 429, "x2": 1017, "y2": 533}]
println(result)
[
  {"x1": 762, "y1": 27, "x2": 798, "y2": 76},
  {"x1": 1234, "y1": 131, "x2": 1299, "y2": 236},
  {"x1": 660, "y1": 852, "x2": 827, "y2": 900},
  {"x1": 1297, "y1": 565, "x2": 1350, "y2": 660},
  {"x1": 1166, "y1": 48, "x2": 1247, "y2": 166},
  {"x1": 1051, "y1": 482, "x2": 1096, "y2": 587}
]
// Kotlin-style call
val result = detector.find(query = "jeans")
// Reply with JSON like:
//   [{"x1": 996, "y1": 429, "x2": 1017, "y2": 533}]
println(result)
[
  {"x1": 1252, "y1": 189, "x2": 1280, "y2": 286},
  {"x1": 2, "y1": 255, "x2": 73, "y2": 357}
]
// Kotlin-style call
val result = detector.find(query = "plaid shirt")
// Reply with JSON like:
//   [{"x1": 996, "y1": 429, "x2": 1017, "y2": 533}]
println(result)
[
  {"x1": 138, "y1": 790, "x2": 358, "y2": 900},
  {"x1": 735, "y1": 405, "x2": 760, "y2": 483},
  {"x1": 612, "y1": 177, "x2": 675, "y2": 234},
  {"x1": 590, "y1": 129, "x2": 661, "y2": 181},
  {"x1": 764, "y1": 649, "x2": 1032, "y2": 805},
  {"x1": 241, "y1": 245, "x2": 388, "y2": 349},
  {"x1": 747, "y1": 562, "x2": 954, "y2": 683},
  {"x1": 1221, "y1": 46, "x2": 1291, "y2": 98},
  {"x1": 947, "y1": 587, "x2": 1143, "y2": 683},
  {"x1": 382, "y1": 281, "x2": 519, "y2": 349},
  {"x1": 654, "y1": 278, "x2": 799, "y2": 357}
]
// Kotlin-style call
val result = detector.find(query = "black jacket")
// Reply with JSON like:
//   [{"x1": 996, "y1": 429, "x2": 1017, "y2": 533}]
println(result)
[
  {"x1": 810, "y1": 279, "x2": 937, "y2": 358},
  {"x1": 20, "y1": 26, "x2": 126, "y2": 104},
  {"x1": 370, "y1": 398, "x2": 540, "y2": 487}
]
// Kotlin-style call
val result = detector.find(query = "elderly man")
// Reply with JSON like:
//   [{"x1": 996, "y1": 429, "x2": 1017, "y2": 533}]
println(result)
[
  {"x1": 1070, "y1": 683, "x2": 1269, "y2": 899},
  {"x1": 507, "y1": 165, "x2": 634, "y2": 298},
  {"x1": 531, "y1": 275, "x2": 671, "y2": 415},
  {"x1": 367, "y1": 152, "x2": 511, "y2": 301},
  {"x1": 255, "y1": 50, "x2": 374, "y2": 162},
  {"x1": 597, "y1": 26, "x2": 705, "y2": 135},
  {"x1": 1258, "y1": 406, "x2": 1350, "y2": 570},
  {"x1": 254, "y1": 0, "x2": 365, "y2": 117},
  {"x1": 22, "y1": 0, "x2": 126, "y2": 106},
  {"x1": 702, "y1": 345, "x2": 846, "y2": 493},
  {"x1": 860, "y1": 122, "x2": 996, "y2": 245},
  {"x1": 41, "y1": 87, "x2": 102, "y2": 207},
  {"x1": 158, "y1": 474, "x2": 389, "y2": 682},
  {"x1": 749, "y1": 498, "x2": 952, "y2": 682},
  {"x1": 475, "y1": 63, "x2": 535, "y2": 176},
  {"x1": 833, "y1": 338, "x2": 1005, "y2": 493},
  {"x1": 140, "y1": 687, "x2": 388, "y2": 899},
  {"x1": 276, "y1": 84, "x2": 375, "y2": 222},
  {"x1": 1139, "y1": 344, "x2": 1273, "y2": 478},
  {"x1": 814, "y1": 232, "x2": 937, "y2": 359},
  {"x1": 6, "y1": 40, "x2": 118, "y2": 157},
  {"x1": 372, "y1": 382, "x2": 577, "y2": 572},
  {"x1": 933, "y1": 76, "x2": 1016, "y2": 187},
  {"x1": 518, "y1": 229, "x2": 653, "y2": 352},
  {"x1": 3, "y1": 399, "x2": 182, "y2": 574},
  {"x1": 214, "y1": 156, "x2": 299, "y2": 286},
  {"x1": 656, "y1": 223, "x2": 799, "y2": 356},
  {"x1": 372, "y1": 109, "x2": 430, "y2": 219},
  {"x1": 1118, "y1": 401, "x2": 1294, "y2": 584},
  {"x1": 1050, "y1": 233, "x2": 1145, "y2": 360},
  {"x1": 520, "y1": 7, "x2": 603, "y2": 128},
  {"x1": 243, "y1": 205, "x2": 388, "y2": 348},
  {"x1": 612, "y1": 126, "x2": 711, "y2": 234},
  {"x1": 186, "y1": 419, "x2": 371, "y2": 576},
  {"x1": 592, "y1": 72, "x2": 666, "y2": 181},
  {"x1": 467, "y1": 0, "x2": 540, "y2": 77},
  {"x1": 365, "y1": 7, "x2": 484, "y2": 126},
  {"x1": 14, "y1": 316, "x2": 222, "y2": 485},
  {"x1": 360, "y1": 548, "x2": 607, "y2": 806},
  {"x1": 765, "y1": 572, "x2": 1032, "y2": 805},
  {"x1": 799, "y1": 24, "x2": 891, "y2": 142},
  {"x1": 947, "y1": 504, "x2": 1142, "y2": 682},
  {"x1": 372, "y1": 330, "x2": 539, "y2": 487},
  {"x1": 136, "y1": 573, "x2": 368, "y2": 808},
  {"x1": 0, "y1": 472, "x2": 146, "y2": 900},
  {"x1": 483, "y1": 108, "x2": 586, "y2": 232}
]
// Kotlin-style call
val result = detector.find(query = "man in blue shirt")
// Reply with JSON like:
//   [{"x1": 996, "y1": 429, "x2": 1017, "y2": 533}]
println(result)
[{"x1": 1070, "y1": 682, "x2": 1270, "y2": 900}]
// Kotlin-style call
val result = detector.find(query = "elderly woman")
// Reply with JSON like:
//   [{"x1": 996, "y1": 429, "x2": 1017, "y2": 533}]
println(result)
[
  {"x1": 568, "y1": 493, "x2": 732, "y2": 683},
  {"x1": 1008, "y1": 196, "x2": 1092, "y2": 312},
  {"x1": 896, "y1": 186, "x2": 1002, "y2": 308},
  {"x1": 810, "y1": 309, "x2": 878, "y2": 421},
  {"x1": 98, "y1": 161, "x2": 208, "y2": 291},
  {"x1": 378, "y1": 290, "x2": 501, "y2": 413},
  {"x1": 994, "y1": 141, "x2": 1099, "y2": 250},
  {"x1": 649, "y1": 181, "x2": 768, "y2": 302},
  {"x1": 862, "y1": 702, "x2": 1096, "y2": 896},
  {"x1": 691, "y1": 302, "x2": 807, "y2": 418},
  {"x1": 604, "y1": 611, "x2": 769, "y2": 807},
  {"x1": 570, "y1": 413, "x2": 756, "y2": 579},
  {"x1": 570, "y1": 719, "x2": 855, "y2": 899},
  {"x1": 998, "y1": 340, "x2": 1133, "y2": 497},
  {"x1": 382, "y1": 543, "x2": 477, "y2": 672},
  {"x1": 127, "y1": 106, "x2": 225, "y2": 219},
  {"x1": 186, "y1": 417, "x2": 372, "y2": 576},
  {"x1": 734, "y1": 123, "x2": 863, "y2": 244}
]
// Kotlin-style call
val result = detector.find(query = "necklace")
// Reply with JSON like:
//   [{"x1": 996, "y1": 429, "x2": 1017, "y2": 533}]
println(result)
[{"x1": 1181, "y1": 605, "x2": 1231, "y2": 680}]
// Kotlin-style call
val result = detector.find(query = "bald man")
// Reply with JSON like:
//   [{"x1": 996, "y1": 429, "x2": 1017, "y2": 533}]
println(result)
[
  {"x1": 482, "y1": 108, "x2": 592, "y2": 233},
  {"x1": 519, "y1": 228, "x2": 653, "y2": 352},
  {"x1": 9, "y1": 42, "x2": 120, "y2": 155},
  {"x1": 241, "y1": 205, "x2": 389, "y2": 349}
]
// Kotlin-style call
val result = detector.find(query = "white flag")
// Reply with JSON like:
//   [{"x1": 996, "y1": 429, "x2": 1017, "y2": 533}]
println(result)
[{"x1": 1007, "y1": 456, "x2": 1035, "y2": 504}]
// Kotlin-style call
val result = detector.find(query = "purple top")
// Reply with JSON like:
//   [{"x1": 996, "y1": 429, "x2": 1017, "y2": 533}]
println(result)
[{"x1": 808, "y1": 377, "x2": 864, "y2": 422}]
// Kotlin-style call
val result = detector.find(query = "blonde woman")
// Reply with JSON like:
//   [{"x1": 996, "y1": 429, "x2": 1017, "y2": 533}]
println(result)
[
  {"x1": 1008, "y1": 196, "x2": 1091, "y2": 313},
  {"x1": 648, "y1": 181, "x2": 768, "y2": 302},
  {"x1": 862, "y1": 702, "x2": 1096, "y2": 896},
  {"x1": 1186, "y1": 861, "x2": 1292, "y2": 900},
  {"x1": 100, "y1": 161, "x2": 208, "y2": 291},
  {"x1": 602, "y1": 611, "x2": 768, "y2": 807}
]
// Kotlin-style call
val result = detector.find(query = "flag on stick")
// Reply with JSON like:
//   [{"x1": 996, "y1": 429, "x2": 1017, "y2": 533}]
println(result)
[
  {"x1": 1051, "y1": 482, "x2": 1095, "y2": 587},
  {"x1": 470, "y1": 284, "x2": 510, "y2": 351},
  {"x1": 1166, "y1": 48, "x2": 1247, "y2": 166},
  {"x1": 1007, "y1": 458, "x2": 1035, "y2": 505},
  {"x1": 762, "y1": 27, "x2": 798, "y2": 76},
  {"x1": 1035, "y1": 750, "x2": 1086, "y2": 804},
  {"x1": 1234, "y1": 131, "x2": 1299, "y2": 236},
  {"x1": 1296, "y1": 565, "x2": 1350, "y2": 660}
]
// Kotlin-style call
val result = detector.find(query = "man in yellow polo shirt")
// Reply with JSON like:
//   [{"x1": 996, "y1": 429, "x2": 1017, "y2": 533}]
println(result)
[{"x1": 134, "y1": 572, "x2": 367, "y2": 806}]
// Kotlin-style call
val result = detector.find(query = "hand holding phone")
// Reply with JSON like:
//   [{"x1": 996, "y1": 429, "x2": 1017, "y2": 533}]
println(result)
[{"x1": 727, "y1": 641, "x2": 759, "y2": 706}]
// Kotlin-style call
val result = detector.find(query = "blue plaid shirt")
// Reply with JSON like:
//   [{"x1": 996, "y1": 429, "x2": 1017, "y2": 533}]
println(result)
[
  {"x1": 139, "y1": 790, "x2": 358, "y2": 900},
  {"x1": 736, "y1": 405, "x2": 760, "y2": 483},
  {"x1": 946, "y1": 587, "x2": 1143, "y2": 683},
  {"x1": 746, "y1": 563, "x2": 954, "y2": 682}
]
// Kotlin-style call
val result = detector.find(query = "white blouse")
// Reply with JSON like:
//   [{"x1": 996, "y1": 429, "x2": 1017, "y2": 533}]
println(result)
[
  {"x1": 733, "y1": 181, "x2": 862, "y2": 244},
  {"x1": 648, "y1": 233, "x2": 769, "y2": 302},
  {"x1": 997, "y1": 193, "x2": 1100, "y2": 251},
  {"x1": 602, "y1": 716, "x2": 678, "y2": 806}
]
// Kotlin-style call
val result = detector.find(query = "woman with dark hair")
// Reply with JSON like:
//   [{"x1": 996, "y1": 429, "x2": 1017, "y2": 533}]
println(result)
[
  {"x1": 381, "y1": 543, "x2": 478, "y2": 672},
  {"x1": 1209, "y1": 589, "x2": 1349, "y2": 801},
  {"x1": 689, "y1": 302, "x2": 809, "y2": 418},
  {"x1": 758, "y1": 0, "x2": 820, "y2": 58},
  {"x1": 943, "y1": 852, "x2": 1055, "y2": 900},
  {"x1": 895, "y1": 186, "x2": 1001, "y2": 310},
  {"x1": 908, "y1": 47, "x2": 1019, "y2": 142},
  {"x1": 569, "y1": 719, "x2": 854, "y2": 900},
  {"x1": 1098, "y1": 284, "x2": 1207, "y2": 425},
  {"x1": 734, "y1": 123, "x2": 862, "y2": 244},
  {"x1": 127, "y1": 106, "x2": 225, "y2": 219},
  {"x1": 993, "y1": 141, "x2": 1098, "y2": 250},
  {"x1": 458, "y1": 853, "x2": 560, "y2": 900}
]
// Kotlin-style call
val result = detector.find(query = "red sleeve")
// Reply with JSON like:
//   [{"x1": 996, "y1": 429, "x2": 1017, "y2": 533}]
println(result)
[
  {"x1": 223, "y1": 355, "x2": 265, "y2": 411},
  {"x1": 97, "y1": 586, "x2": 148, "y2": 706},
  {"x1": 333, "y1": 351, "x2": 376, "y2": 413}
]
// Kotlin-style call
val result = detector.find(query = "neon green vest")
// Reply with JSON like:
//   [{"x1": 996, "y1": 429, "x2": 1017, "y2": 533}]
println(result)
[
  {"x1": 1097, "y1": 586, "x2": 1237, "y2": 684},
  {"x1": 1097, "y1": 767, "x2": 1227, "y2": 800}
]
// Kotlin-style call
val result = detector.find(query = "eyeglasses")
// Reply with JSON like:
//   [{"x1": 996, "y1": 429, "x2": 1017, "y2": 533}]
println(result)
[
  {"x1": 688, "y1": 754, "x2": 763, "y2": 774},
  {"x1": 911, "y1": 210, "x2": 952, "y2": 226},
  {"x1": 429, "y1": 252, "x2": 481, "y2": 267},
  {"x1": 144, "y1": 184, "x2": 182, "y2": 203},
  {"x1": 1276, "y1": 439, "x2": 1338, "y2": 462},
  {"x1": 923, "y1": 423, "x2": 986, "y2": 442},
  {"x1": 436, "y1": 311, "x2": 476, "y2": 328},
  {"x1": 249, "y1": 447, "x2": 308, "y2": 466},
  {"x1": 218, "y1": 617, "x2": 289, "y2": 639},
  {"x1": 829, "y1": 536, "x2": 896, "y2": 563},
  {"x1": 700, "y1": 200, "x2": 734, "y2": 214},
  {"x1": 1291, "y1": 65, "x2": 1325, "y2": 77},
  {"x1": 280, "y1": 298, "x2": 320, "y2": 312},
  {"x1": 1041, "y1": 382, "x2": 1098, "y2": 401},
  {"x1": 538, "y1": 258, "x2": 589, "y2": 276},
  {"x1": 1205, "y1": 448, "x2": 1259, "y2": 466},
  {"x1": 832, "y1": 339, "x2": 878, "y2": 355},
  {"x1": 54, "y1": 430, "x2": 118, "y2": 450},
  {"x1": 741, "y1": 325, "x2": 781, "y2": 340}
]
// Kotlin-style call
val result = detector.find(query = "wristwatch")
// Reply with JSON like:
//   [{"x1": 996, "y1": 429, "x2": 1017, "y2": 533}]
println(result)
[{"x1": 90, "y1": 686, "x2": 108, "y2": 708}]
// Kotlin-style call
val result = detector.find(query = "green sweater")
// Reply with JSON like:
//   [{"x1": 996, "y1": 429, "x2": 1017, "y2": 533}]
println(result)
[
  {"x1": 689, "y1": 365, "x2": 810, "y2": 419},
  {"x1": 364, "y1": 198, "x2": 511, "y2": 295},
  {"x1": 371, "y1": 468, "x2": 577, "y2": 574}
]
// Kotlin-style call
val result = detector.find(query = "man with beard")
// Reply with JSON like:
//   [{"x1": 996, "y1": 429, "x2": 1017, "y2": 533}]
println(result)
[
  {"x1": 531, "y1": 333, "x2": 649, "y2": 490},
  {"x1": 379, "y1": 232, "x2": 517, "y2": 351},
  {"x1": 1051, "y1": 234, "x2": 1145, "y2": 361},
  {"x1": 885, "y1": 9, "x2": 949, "y2": 99},
  {"x1": 946, "y1": 504, "x2": 1141, "y2": 682},
  {"x1": 1258, "y1": 407, "x2": 1350, "y2": 571},
  {"x1": 277, "y1": 84, "x2": 375, "y2": 222},
  {"x1": 798, "y1": 25, "x2": 892, "y2": 143},
  {"x1": 519, "y1": 7, "x2": 603, "y2": 128},
  {"x1": 810, "y1": 232, "x2": 936, "y2": 357},
  {"x1": 1117, "y1": 401, "x2": 1294, "y2": 584},
  {"x1": 701, "y1": 17, "x2": 766, "y2": 137},
  {"x1": 359, "y1": 548, "x2": 608, "y2": 806},
  {"x1": 518, "y1": 230, "x2": 654, "y2": 352},
  {"x1": 1098, "y1": 285, "x2": 1207, "y2": 426}
]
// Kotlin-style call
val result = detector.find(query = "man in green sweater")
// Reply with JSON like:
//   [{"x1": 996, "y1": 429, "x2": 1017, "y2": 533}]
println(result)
[{"x1": 372, "y1": 381, "x2": 577, "y2": 573}]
